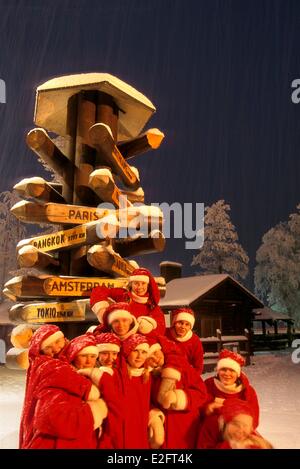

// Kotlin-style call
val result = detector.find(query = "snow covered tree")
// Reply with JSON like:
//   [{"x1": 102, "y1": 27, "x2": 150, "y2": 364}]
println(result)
[
  {"x1": 191, "y1": 200, "x2": 249, "y2": 281},
  {"x1": 255, "y1": 205, "x2": 300, "y2": 326},
  {"x1": 0, "y1": 191, "x2": 27, "y2": 300}
]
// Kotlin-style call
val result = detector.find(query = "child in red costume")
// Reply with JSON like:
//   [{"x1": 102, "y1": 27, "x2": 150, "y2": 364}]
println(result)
[
  {"x1": 202, "y1": 349, "x2": 259, "y2": 428},
  {"x1": 147, "y1": 335, "x2": 207, "y2": 449},
  {"x1": 198, "y1": 399, "x2": 273, "y2": 449},
  {"x1": 90, "y1": 268, "x2": 166, "y2": 337},
  {"x1": 19, "y1": 326, "x2": 104, "y2": 449},
  {"x1": 92, "y1": 302, "x2": 139, "y2": 340},
  {"x1": 166, "y1": 307, "x2": 204, "y2": 374}
]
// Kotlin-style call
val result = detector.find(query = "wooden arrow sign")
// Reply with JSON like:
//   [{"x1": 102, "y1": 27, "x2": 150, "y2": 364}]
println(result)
[
  {"x1": 4, "y1": 275, "x2": 130, "y2": 299},
  {"x1": 17, "y1": 216, "x2": 119, "y2": 253},
  {"x1": 89, "y1": 123, "x2": 140, "y2": 190},
  {"x1": 13, "y1": 177, "x2": 65, "y2": 203},
  {"x1": 118, "y1": 128, "x2": 165, "y2": 160},
  {"x1": 89, "y1": 168, "x2": 144, "y2": 208},
  {"x1": 9, "y1": 300, "x2": 89, "y2": 323},
  {"x1": 17, "y1": 246, "x2": 60, "y2": 270},
  {"x1": 11, "y1": 200, "x2": 111, "y2": 225},
  {"x1": 87, "y1": 244, "x2": 137, "y2": 277},
  {"x1": 112, "y1": 230, "x2": 166, "y2": 257}
]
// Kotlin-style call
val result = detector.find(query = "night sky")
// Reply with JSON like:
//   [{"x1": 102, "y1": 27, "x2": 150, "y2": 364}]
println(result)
[{"x1": 1, "y1": 0, "x2": 300, "y2": 284}]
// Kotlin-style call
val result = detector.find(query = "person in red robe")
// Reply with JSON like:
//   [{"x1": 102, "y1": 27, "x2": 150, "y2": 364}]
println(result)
[
  {"x1": 202, "y1": 349, "x2": 259, "y2": 427},
  {"x1": 146, "y1": 336, "x2": 207, "y2": 449},
  {"x1": 92, "y1": 302, "x2": 139, "y2": 340},
  {"x1": 165, "y1": 307, "x2": 204, "y2": 374},
  {"x1": 90, "y1": 268, "x2": 166, "y2": 337},
  {"x1": 20, "y1": 328, "x2": 107, "y2": 449},
  {"x1": 198, "y1": 398, "x2": 273, "y2": 449}
]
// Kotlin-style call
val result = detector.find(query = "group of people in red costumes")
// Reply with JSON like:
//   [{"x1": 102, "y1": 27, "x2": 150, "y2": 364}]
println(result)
[{"x1": 19, "y1": 267, "x2": 273, "y2": 449}]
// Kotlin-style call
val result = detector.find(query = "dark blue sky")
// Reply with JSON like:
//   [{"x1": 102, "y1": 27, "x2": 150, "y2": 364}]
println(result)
[{"x1": 1, "y1": 0, "x2": 300, "y2": 283}]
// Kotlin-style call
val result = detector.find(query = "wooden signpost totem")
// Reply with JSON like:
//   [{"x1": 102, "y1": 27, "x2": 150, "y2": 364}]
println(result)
[{"x1": 4, "y1": 73, "x2": 166, "y2": 367}]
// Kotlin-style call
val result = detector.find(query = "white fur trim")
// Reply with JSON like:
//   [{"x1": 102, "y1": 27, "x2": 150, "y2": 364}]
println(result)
[
  {"x1": 217, "y1": 358, "x2": 241, "y2": 377},
  {"x1": 86, "y1": 325, "x2": 97, "y2": 333},
  {"x1": 173, "y1": 389, "x2": 188, "y2": 410},
  {"x1": 108, "y1": 310, "x2": 133, "y2": 324},
  {"x1": 77, "y1": 346, "x2": 99, "y2": 356},
  {"x1": 97, "y1": 343, "x2": 120, "y2": 353},
  {"x1": 172, "y1": 312, "x2": 195, "y2": 328},
  {"x1": 148, "y1": 343, "x2": 162, "y2": 355},
  {"x1": 99, "y1": 366, "x2": 114, "y2": 376},
  {"x1": 129, "y1": 275, "x2": 149, "y2": 283},
  {"x1": 88, "y1": 384, "x2": 100, "y2": 400},
  {"x1": 171, "y1": 328, "x2": 193, "y2": 342},
  {"x1": 161, "y1": 367, "x2": 181, "y2": 381},
  {"x1": 137, "y1": 316, "x2": 157, "y2": 328},
  {"x1": 40, "y1": 331, "x2": 64, "y2": 350},
  {"x1": 135, "y1": 343, "x2": 150, "y2": 353},
  {"x1": 91, "y1": 301, "x2": 109, "y2": 317}
]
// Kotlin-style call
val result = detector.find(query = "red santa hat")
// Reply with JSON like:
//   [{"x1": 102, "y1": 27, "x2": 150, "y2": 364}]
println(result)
[
  {"x1": 29, "y1": 325, "x2": 64, "y2": 358},
  {"x1": 147, "y1": 336, "x2": 162, "y2": 356},
  {"x1": 129, "y1": 268, "x2": 160, "y2": 305},
  {"x1": 171, "y1": 307, "x2": 195, "y2": 328},
  {"x1": 95, "y1": 332, "x2": 121, "y2": 353},
  {"x1": 122, "y1": 333, "x2": 150, "y2": 358},
  {"x1": 221, "y1": 398, "x2": 254, "y2": 423},
  {"x1": 217, "y1": 349, "x2": 245, "y2": 377},
  {"x1": 102, "y1": 302, "x2": 135, "y2": 327},
  {"x1": 65, "y1": 334, "x2": 99, "y2": 363}
]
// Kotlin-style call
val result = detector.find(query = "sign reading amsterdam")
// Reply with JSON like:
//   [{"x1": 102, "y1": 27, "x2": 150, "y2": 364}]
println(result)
[
  {"x1": 9, "y1": 299, "x2": 89, "y2": 323},
  {"x1": 4, "y1": 275, "x2": 165, "y2": 299}
]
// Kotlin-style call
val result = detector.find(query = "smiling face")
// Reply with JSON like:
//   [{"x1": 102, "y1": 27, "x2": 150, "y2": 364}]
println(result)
[
  {"x1": 145, "y1": 349, "x2": 165, "y2": 369},
  {"x1": 127, "y1": 348, "x2": 148, "y2": 369},
  {"x1": 98, "y1": 350, "x2": 119, "y2": 367},
  {"x1": 74, "y1": 353, "x2": 98, "y2": 370},
  {"x1": 174, "y1": 320, "x2": 191, "y2": 338},
  {"x1": 131, "y1": 280, "x2": 148, "y2": 296},
  {"x1": 111, "y1": 317, "x2": 132, "y2": 336},
  {"x1": 218, "y1": 367, "x2": 238, "y2": 386},
  {"x1": 42, "y1": 337, "x2": 65, "y2": 357}
]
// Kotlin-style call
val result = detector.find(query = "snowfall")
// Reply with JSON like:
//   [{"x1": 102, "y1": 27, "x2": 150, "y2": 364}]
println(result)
[{"x1": 0, "y1": 349, "x2": 299, "y2": 449}]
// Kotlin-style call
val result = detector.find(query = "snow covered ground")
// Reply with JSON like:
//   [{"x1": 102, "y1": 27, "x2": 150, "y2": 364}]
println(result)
[{"x1": 0, "y1": 350, "x2": 299, "y2": 449}]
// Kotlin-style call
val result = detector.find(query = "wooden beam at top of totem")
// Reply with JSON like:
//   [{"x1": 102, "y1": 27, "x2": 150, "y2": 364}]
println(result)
[
  {"x1": 117, "y1": 128, "x2": 165, "y2": 160},
  {"x1": 9, "y1": 299, "x2": 89, "y2": 324},
  {"x1": 34, "y1": 73, "x2": 156, "y2": 142},
  {"x1": 88, "y1": 123, "x2": 140, "y2": 190},
  {"x1": 13, "y1": 177, "x2": 65, "y2": 203}
]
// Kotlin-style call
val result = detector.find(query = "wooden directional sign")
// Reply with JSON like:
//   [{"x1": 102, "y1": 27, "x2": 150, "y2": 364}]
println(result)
[
  {"x1": 9, "y1": 300, "x2": 89, "y2": 323},
  {"x1": 89, "y1": 168, "x2": 132, "y2": 208},
  {"x1": 89, "y1": 123, "x2": 140, "y2": 190},
  {"x1": 87, "y1": 244, "x2": 137, "y2": 277},
  {"x1": 17, "y1": 246, "x2": 60, "y2": 270},
  {"x1": 113, "y1": 230, "x2": 165, "y2": 257},
  {"x1": 11, "y1": 200, "x2": 111, "y2": 225},
  {"x1": 118, "y1": 128, "x2": 165, "y2": 160},
  {"x1": 17, "y1": 217, "x2": 119, "y2": 253},
  {"x1": 14, "y1": 177, "x2": 65, "y2": 203},
  {"x1": 5, "y1": 275, "x2": 130, "y2": 299}
]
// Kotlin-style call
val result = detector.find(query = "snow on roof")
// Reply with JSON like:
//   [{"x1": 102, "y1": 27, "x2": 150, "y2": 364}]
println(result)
[
  {"x1": 34, "y1": 73, "x2": 156, "y2": 141},
  {"x1": 159, "y1": 274, "x2": 263, "y2": 308},
  {"x1": 253, "y1": 307, "x2": 293, "y2": 321}
]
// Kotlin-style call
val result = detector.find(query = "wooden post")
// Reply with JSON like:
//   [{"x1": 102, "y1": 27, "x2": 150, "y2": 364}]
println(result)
[
  {"x1": 287, "y1": 320, "x2": 293, "y2": 347},
  {"x1": 216, "y1": 328, "x2": 222, "y2": 352},
  {"x1": 274, "y1": 320, "x2": 278, "y2": 335}
]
